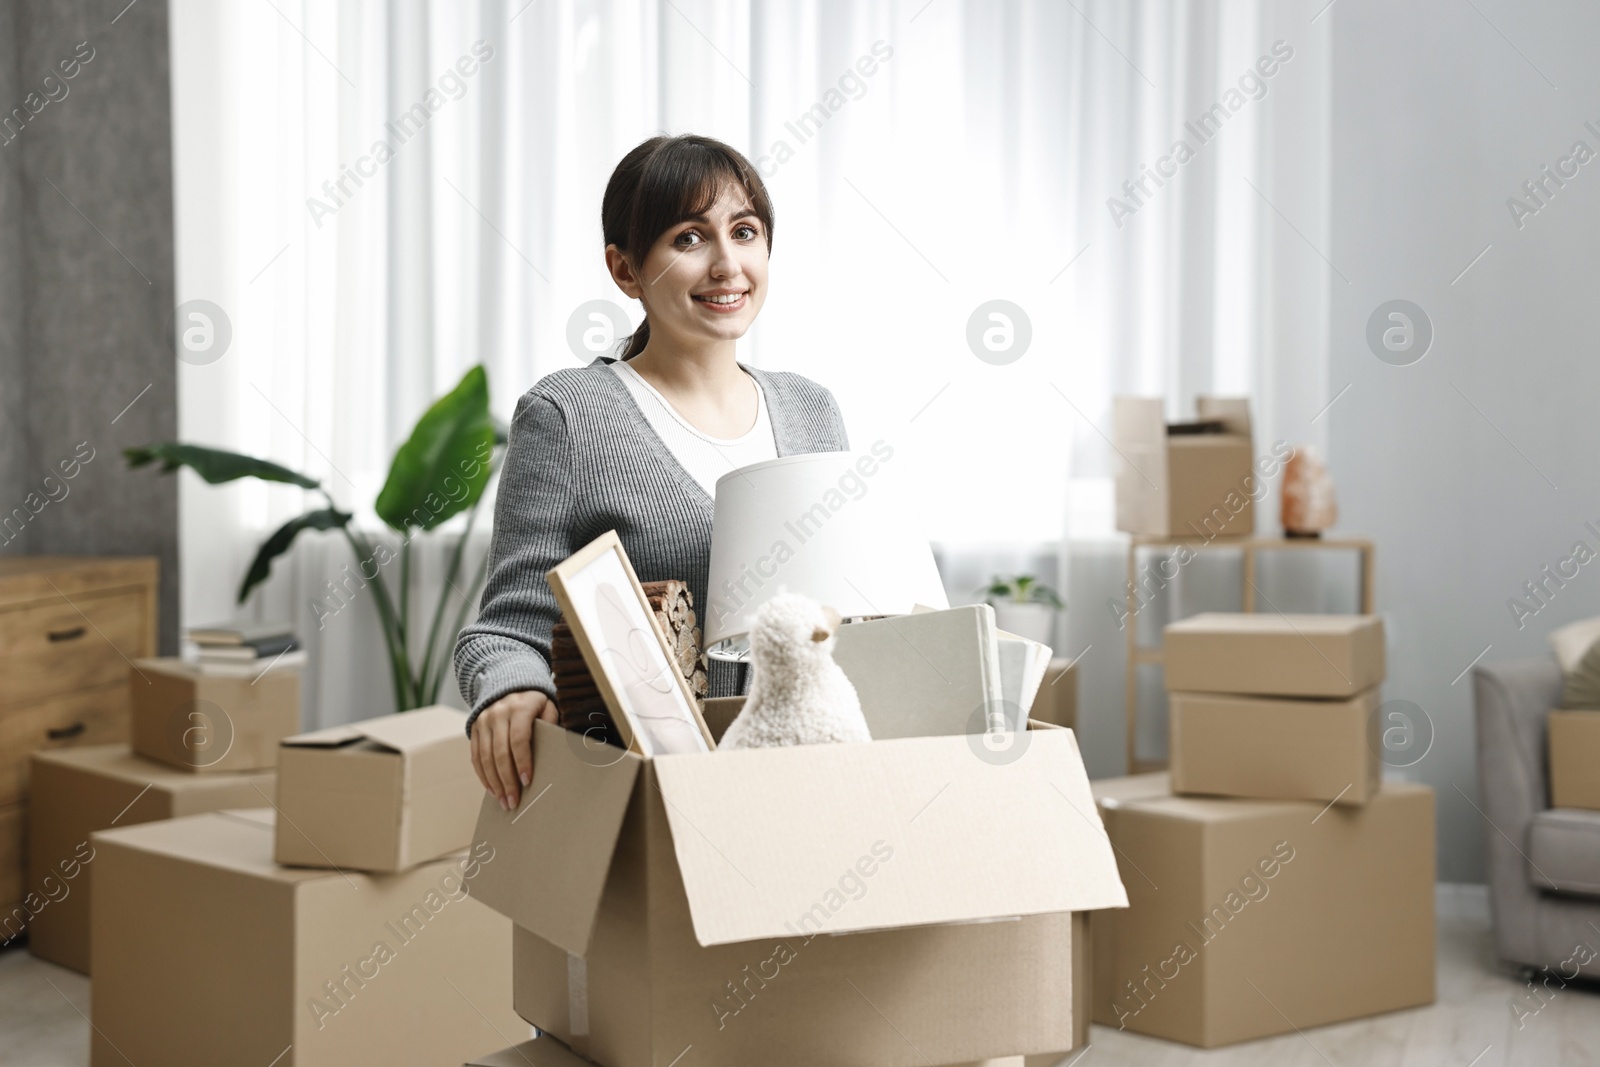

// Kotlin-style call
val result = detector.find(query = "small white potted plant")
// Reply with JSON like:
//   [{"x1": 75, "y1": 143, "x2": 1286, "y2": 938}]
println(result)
[{"x1": 980, "y1": 574, "x2": 1063, "y2": 646}]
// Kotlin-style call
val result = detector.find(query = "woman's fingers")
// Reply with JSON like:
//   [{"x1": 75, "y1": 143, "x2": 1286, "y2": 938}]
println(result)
[
  {"x1": 470, "y1": 692, "x2": 558, "y2": 812},
  {"x1": 476, "y1": 711, "x2": 506, "y2": 804},
  {"x1": 491, "y1": 713, "x2": 520, "y2": 810},
  {"x1": 469, "y1": 718, "x2": 489, "y2": 792},
  {"x1": 509, "y1": 701, "x2": 536, "y2": 790}
]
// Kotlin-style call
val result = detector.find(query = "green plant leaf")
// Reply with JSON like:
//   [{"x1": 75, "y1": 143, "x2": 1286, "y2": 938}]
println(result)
[
  {"x1": 238, "y1": 507, "x2": 353, "y2": 603},
  {"x1": 374, "y1": 365, "x2": 496, "y2": 531},
  {"x1": 980, "y1": 577, "x2": 1013, "y2": 601},
  {"x1": 125, "y1": 443, "x2": 320, "y2": 489}
]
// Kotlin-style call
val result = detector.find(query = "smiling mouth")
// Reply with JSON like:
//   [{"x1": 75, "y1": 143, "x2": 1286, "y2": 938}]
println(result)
[{"x1": 693, "y1": 291, "x2": 748, "y2": 312}]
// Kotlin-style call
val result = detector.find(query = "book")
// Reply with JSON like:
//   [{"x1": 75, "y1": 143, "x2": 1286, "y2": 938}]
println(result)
[
  {"x1": 911, "y1": 602, "x2": 1052, "y2": 727},
  {"x1": 194, "y1": 634, "x2": 301, "y2": 661},
  {"x1": 830, "y1": 604, "x2": 1004, "y2": 740},
  {"x1": 994, "y1": 629, "x2": 1053, "y2": 725},
  {"x1": 188, "y1": 621, "x2": 295, "y2": 647},
  {"x1": 192, "y1": 649, "x2": 307, "y2": 677}
]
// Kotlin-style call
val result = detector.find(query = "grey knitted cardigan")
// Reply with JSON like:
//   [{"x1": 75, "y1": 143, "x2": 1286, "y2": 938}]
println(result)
[{"x1": 454, "y1": 356, "x2": 850, "y2": 735}]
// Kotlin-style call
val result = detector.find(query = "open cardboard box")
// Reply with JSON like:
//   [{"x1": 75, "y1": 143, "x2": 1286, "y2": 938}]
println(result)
[
  {"x1": 274, "y1": 707, "x2": 480, "y2": 871},
  {"x1": 468, "y1": 699, "x2": 1127, "y2": 1067},
  {"x1": 1113, "y1": 396, "x2": 1256, "y2": 538}
]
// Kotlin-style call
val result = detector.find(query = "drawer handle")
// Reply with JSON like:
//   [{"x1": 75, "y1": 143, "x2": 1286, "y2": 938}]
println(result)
[
  {"x1": 47, "y1": 722, "x2": 86, "y2": 741},
  {"x1": 47, "y1": 626, "x2": 87, "y2": 643}
]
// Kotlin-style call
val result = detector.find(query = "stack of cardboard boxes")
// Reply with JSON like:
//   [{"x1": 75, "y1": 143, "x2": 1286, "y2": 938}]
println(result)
[
  {"x1": 1166, "y1": 613, "x2": 1385, "y2": 807},
  {"x1": 462, "y1": 696, "x2": 1127, "y2": 1067},
  {"x1": 86, "y1": 702, "x2": 525, "y2": 1067},
  {"x1": 1091, "y1": 613, "x2": 1437, "y2": 1048},
  {"x1": 26, "y1": 656, "x2": 301, "y2": 972}
]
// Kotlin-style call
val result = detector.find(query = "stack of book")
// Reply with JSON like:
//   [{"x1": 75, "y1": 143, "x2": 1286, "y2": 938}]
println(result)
[
  {"x1": 186, "y1": 621, "x2": 305, "y2": 676},
  {"x1": 828, "y1": 602, "x2": 1053, "y2": 740}
]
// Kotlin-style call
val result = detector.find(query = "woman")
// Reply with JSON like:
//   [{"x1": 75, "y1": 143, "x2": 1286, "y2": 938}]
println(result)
[{"x1": 454, "y1": 134, "x2": 849, "y2": 810}]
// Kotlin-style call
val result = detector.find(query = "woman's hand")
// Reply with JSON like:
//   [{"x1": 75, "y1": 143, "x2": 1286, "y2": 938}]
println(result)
[{"x1": 471, "y1": 690, "x2": 558, "y2": 810}]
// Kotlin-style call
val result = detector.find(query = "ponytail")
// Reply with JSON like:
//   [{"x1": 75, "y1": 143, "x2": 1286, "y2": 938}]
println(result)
[{"x1": 618, "y1": 317, "x2": 649, "y2": 360}]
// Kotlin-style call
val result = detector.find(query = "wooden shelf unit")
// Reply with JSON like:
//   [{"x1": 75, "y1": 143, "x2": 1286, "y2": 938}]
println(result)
[
  {"x1": 0, "y1": 557, "x2": 157, "y2": 943},
  {"x1": 1123, "y1": 535, "x2": 1374, "y2": 775}
]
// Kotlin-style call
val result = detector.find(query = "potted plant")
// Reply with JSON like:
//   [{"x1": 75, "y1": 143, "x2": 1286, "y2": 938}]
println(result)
[
  {"x1": 980, "y1": 574, "x2": 1063, "y2": 646},
  {"x1": 125, "y1": 365, "x2": 504, "y2": 712}
]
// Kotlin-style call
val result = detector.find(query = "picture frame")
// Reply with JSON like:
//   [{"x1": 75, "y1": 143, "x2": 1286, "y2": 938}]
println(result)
[{"x1": 545, "y1": 530, "x2": 715, "y2": 756}]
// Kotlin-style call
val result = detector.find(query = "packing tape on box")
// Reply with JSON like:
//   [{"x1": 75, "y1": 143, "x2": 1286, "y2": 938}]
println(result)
[{"x1": 566, "y1": 953, "x2": 589, "y2": 1036}]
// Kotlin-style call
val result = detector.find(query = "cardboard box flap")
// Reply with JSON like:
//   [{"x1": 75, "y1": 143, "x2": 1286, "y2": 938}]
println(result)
[
  {"x1": 1196, "y1": 395, "x2": 1252, "y2": 436},
  {"x1": 1113, "y1": 398, "x2": 1168, "y2": 457},
  {"x1": 358, "y1": 706, "x2": 468, "y2": 752},
  {"x1": 280, "y1": 706, "x2": 467, "y2": 753},
  {"x1": 280, "y1": 724, "x2": 367, "y2": 749},
  {"x1": 468, "y1": 719, "x2": 641, "y2": 955},
  {"x1": 465, "y1": 1037, "x2": 587, "y2": 1067},
  {"x1": 653, "y1": 728, "x2": 1128, "y2": 947}
]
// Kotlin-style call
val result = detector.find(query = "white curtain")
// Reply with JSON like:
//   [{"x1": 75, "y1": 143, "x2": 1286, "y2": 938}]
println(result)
[{"x1": 169, "y1": 0, "x2": 1331, "y2": 767}]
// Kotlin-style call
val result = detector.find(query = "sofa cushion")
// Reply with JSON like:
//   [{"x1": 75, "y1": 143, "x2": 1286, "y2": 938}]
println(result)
[
  {"x1": 1527, "y1": 809, "x2": 1600, "y2": 898},
  {"x1": 1550, "y1": 616, "x2": 1600, "y2": 674},
  {"x1": 1559, "y1": 639, "x2": 1600, "y2": 708}
]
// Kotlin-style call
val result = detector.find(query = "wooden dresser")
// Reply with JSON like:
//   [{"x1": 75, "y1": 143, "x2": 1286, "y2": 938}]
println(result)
[{"x1": 0, "y1": 557, "x2": 157, "y2": 936}]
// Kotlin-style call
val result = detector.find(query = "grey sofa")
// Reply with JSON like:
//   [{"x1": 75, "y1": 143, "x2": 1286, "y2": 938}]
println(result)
[{"x1": 1472, "y1": 655, "x2": 1600, "y2": 975}]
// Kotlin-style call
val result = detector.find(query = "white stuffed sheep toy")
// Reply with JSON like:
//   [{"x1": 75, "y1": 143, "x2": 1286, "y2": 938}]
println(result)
[{"x1": 718, "y1": 592, "x2": 871, "y2": 749}]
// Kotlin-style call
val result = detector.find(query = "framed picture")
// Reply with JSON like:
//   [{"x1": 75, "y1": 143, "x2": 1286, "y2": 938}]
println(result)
[{"x1": 546, "y1": 530, "x2": 715, "y2": 756}]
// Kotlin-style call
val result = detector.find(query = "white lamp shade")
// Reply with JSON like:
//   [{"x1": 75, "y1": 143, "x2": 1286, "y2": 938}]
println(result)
[{"x1": 703, "y1": 450, "x2": 949, "y2": 655}]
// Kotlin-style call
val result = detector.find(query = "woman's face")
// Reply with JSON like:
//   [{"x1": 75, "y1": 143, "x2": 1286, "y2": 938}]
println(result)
[{"x1": 611, "y1": 181, "x2": 769, "y2": 349}]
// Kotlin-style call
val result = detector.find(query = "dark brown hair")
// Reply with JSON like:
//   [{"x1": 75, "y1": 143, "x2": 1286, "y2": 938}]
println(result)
[{"x1": 601, "y1": 134, "x2": 775, "y2": 360}]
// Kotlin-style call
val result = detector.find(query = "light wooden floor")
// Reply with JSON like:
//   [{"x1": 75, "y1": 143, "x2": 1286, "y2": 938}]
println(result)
[
  {"x1": 1082, "y1": 906, "x2": 1600, "y2": 1067},
  {"x1": 2, "y1": 906, "x2": 1594, "y2": 1066}
]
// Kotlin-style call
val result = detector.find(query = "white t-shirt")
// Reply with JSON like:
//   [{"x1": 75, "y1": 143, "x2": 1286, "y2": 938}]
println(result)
[{"x1": 609, "y1": 361, "x2": 777, "y2": 499}]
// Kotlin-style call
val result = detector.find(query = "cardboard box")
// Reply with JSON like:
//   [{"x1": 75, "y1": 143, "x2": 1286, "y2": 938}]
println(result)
[
  {"x1": 1169, "y1": 689, "x2": 1381, "y2": 807},
  {"x1": 1549, "y1": 710, "x2": 1600, "y2": 810},
  {"x1": 26, "y1": 744, "x2": 276, "y2": 974},
  {"x1": 1091, "y1": 774, "x2": 1435, "y2": 1048},
  {"x1": 700, "y1": 696, "x2": 1091, "y2": 1056},
  {"x1": 130, "y1": 657, "x2": 301, "y2": 773},
  {"x1": 274, "y1": 707, "x2": 479, "y2": 871},
  {"x1": 1114, "y1": 396, "x2": 1255, "y2": 538},
  {"x1": 1163, "y1": 613, "x2": 1385, "y2": 698},
  {"x1": 473, "y1": 712, "x2": 1127, "y2": 1067},
  {"x1": 90, "y1": 808, "x2": 526, "y2": 1066},
  {"x1": 507, "y1": 907, "x2": 1094, "y2": 1067}
]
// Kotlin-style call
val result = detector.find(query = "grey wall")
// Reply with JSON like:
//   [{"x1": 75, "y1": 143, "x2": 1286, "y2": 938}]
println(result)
[
  {"x1": 1329, "y1": 0, "x2": 1600, "y2": 882},
  {"x1": 0, "y1": 1, "x2": 27, "y2": 517},
  {"x1": 1, "y1": 0, "x2": 178, "y2": 653}
]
